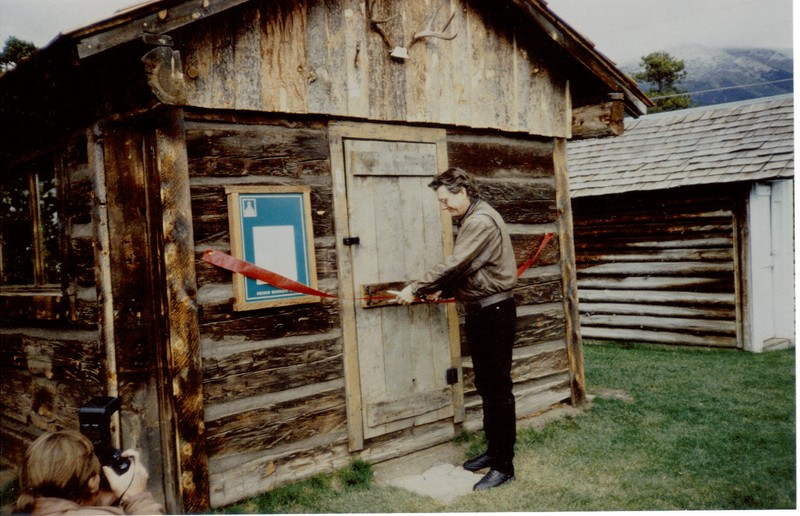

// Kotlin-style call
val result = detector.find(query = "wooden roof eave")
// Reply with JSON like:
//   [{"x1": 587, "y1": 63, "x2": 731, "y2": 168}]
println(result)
[
  {"x1": 511, "y1": 0, "x2": 653, "y2": 117},
  {"x1": 65, "y1": 0, "x2": 252, "y2": 60}
]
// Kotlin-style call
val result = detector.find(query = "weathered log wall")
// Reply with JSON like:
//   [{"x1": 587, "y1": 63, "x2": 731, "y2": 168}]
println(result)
[
  {"x1": 447, "y1": 131, "x2": 572, "y2": 427},
  {"x1": 189, "y1": 113, "x2": 574, "y2": 506},
  {"x1": 572, "y1": 185, "x2": 745, "y2": 348},
  {"x1": 0, "y1": 134, "x2": 105, "y2": 468},
  {"x1": 177, "y1": 0, "x2": 569, "y2": 137},
  {"x1": 187, "y1": 113, "x2": 350, "y2": 506},
  {"x1": 1, "y1": 117, "x2": 577, "y2": 506}
]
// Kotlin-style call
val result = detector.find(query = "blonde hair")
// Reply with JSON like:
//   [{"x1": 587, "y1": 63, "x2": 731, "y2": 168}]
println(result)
[{"x1": 14, "y1": 430, "x2": 101, "y2": 513}]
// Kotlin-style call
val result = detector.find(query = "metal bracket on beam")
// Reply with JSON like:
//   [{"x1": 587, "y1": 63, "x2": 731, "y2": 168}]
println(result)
[{"x1": 142, "y1": 33, "x2": 173, "y2": 47}]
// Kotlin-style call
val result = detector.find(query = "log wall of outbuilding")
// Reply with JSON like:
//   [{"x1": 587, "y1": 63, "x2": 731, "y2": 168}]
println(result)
[{"x1": 572, "y1": 184, "x2": 746, "y2": 348}]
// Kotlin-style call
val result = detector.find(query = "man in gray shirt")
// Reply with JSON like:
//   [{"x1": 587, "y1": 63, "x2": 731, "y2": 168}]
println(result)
[{"x1": 395, "y1": 167, "x2": 517, "y2": 491}]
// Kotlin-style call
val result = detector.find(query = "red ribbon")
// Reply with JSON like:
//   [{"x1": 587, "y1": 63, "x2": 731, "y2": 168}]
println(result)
[
  {"x1": 516, "y1": 232, "x2": 554, "y2": 277},
  {"x1": 202, "y1": 232, "x2": 554, "y2": 302}
]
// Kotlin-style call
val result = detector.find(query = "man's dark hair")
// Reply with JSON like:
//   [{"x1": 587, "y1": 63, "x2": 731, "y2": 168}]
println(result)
[{"x1": 428, "y1": 167, "x2": 481, "y2": 199}]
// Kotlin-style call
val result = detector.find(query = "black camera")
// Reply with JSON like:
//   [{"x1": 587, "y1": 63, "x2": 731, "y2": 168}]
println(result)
[{"x1": 78, "y1": 396, "x2": 131, "y2": 477}]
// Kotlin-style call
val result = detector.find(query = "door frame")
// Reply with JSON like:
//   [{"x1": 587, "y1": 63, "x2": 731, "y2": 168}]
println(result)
[{"x1": 328, "y1": 121, "x2": 462, "y2": 451}]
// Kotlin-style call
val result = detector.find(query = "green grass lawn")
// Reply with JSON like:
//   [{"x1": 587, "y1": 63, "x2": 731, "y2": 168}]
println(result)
[{"x1": 217, "y1": 343, "x2": 796, "y2": 513}]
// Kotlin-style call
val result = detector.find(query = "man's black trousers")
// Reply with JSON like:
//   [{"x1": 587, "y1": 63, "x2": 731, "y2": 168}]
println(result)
[{"x1": 465, "y1": 297, "x2": 517, "y2": 474}]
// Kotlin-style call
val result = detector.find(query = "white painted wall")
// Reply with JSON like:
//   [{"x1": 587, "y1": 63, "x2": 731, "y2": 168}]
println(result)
[{"x1": 745, "y1": 179, "x2": 795, "y2": 352}]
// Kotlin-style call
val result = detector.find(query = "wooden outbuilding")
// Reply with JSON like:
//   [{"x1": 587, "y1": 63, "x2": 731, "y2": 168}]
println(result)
[
  {"x1": 569, "y1": 95, "x2": 794, "y2": 352},
  {"x1": 0, "y1": 0, "x2": 649, "y2": 511}
]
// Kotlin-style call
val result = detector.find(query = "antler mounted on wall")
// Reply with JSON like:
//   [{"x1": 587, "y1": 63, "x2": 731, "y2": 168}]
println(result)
[{"x1": 368, "y1": 0, "x2": 458, "y2": 61}]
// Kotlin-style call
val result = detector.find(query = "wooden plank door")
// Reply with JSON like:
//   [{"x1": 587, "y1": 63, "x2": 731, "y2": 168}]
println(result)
[{"x1": 330, "y1": 123, "x2": 462, "y2": 450}]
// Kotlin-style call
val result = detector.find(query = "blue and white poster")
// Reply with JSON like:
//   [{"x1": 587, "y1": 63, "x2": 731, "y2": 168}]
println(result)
[{"x1": 227, "y1": 187, "x2": 319, "y2": 310}]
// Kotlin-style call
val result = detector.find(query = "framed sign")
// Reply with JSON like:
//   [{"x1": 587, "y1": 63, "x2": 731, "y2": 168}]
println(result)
[{"x1": 226, "y1": 185, "x2": 320, "y2": 310}]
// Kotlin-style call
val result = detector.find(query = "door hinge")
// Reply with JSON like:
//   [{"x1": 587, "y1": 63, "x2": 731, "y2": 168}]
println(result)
[{"x1": 446, "y1": 367, "x2": 458, "y2": 385}]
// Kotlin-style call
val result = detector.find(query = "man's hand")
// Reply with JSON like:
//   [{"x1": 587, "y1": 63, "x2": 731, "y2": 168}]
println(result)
[
  {"x1": 394, "y1": 284, "x2": 416, "y2": 305},
  {"x1": 424, "y1": 290, "x2": 442, "y2": 302}
]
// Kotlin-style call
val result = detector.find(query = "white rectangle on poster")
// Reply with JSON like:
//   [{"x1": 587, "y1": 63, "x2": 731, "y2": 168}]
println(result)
[{"x1": 252, "y1": 225, "x2": 298, "y2": 284}]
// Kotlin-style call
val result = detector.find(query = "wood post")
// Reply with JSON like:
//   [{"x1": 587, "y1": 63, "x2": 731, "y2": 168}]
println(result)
[{"x1": 553, "y1": 138, "x2": 586, "y2": 405}]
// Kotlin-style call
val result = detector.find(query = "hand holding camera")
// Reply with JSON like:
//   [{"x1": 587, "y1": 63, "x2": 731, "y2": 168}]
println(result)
[
  {"x1": 78, "y1": 397, "x2": 140, "y2": 496},
  {"x1": 102, "y1": 449, "x2": 150, "y2": 502}
]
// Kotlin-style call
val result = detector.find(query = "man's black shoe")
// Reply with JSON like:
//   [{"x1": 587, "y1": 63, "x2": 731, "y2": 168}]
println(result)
[
  {"x1": 462, "y1": 453, "x2": 492, "y2": 472},
  {"x1": 473, "y1": 469, "x2": 515, "y2": 491}
]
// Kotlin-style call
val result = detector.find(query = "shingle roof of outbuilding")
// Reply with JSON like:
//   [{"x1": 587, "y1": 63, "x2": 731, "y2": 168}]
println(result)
[{"x1": 568, "y1": 95, "x2": 794, "y2": 198}]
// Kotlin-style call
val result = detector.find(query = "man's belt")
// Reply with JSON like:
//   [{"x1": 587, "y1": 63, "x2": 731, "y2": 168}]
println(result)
[{"x1": 461, "y1": 291, "x2": 514, "y2": 314}]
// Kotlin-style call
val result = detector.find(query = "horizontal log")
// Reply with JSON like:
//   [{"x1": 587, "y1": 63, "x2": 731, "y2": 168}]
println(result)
[
  {"x1": 0, "y1": 293, "x2": 67, "y2": 324},
  {"x1": 582, "y1": 327, "x2": 738, "y2": 348},
  {"x1": 579, "y1": 302, "x2": 736, "y2": 319},
  {"x1": 581, "y1": 314, "x2": 736, "y2": 334},
  {"x1": 511, "y1": 233, "x2": 560, "y2": 269},
  {"x1": 463, "y1": 372, "x2": 571, "y2": 431},
  {"x1": 575, "y1": 248, "x2": 732, "y2": 264},
  {"x1": 578, "y1": 260, "x2": 733, "y2": 277},
  {"x1": 573, "y1": 218, "x2": 733, "y2": 234},
  {"x1": 208, "y1": 437, "x2": 352, "y2": 508},
  {"x1": 576, "y1": 237, "x2": 733, "y2": 251},
  {"x1": 199, "y1": 299, "x2": 340, "y2": 333},
  {"x1": 579, "y1": 289, "x2": 735, "y2": 306},
  {"x1": 1, "y1": 330, "x2": 104, "y2": 431},
  {"x1": 202, "y1": 335, "x2": 344, "y2": 403},
  {"x1": 514, "y1": 278, "x2": 564, "y2": 306},
  {"x1": 446, "y1": 134, "x2": 555, "y2": 178},
  {"x1": 185, "y1": 122, "x2": 330, "y2": 177},
  {"x1": 573, "y1": 206, "x2": 734, "y2": 225},
  {"x1": 572, "y1": 185, "x2": 739, "y2": 216},
  {"x1": 515, "y1": 303, "x2": 566, "y2": 349},
  {"x1": 462, "y1": 340, "x2": 568, "y2": 393},
  {"x1": 510, "y1": 346, "x2": 570, "y2": 384},
  {"x1": 513, "y1": 373, "x2": 571, "y2": 418},
  {"x1": 205, "y1": 387, "x2": 347, "y2": 456},
  {"x1": 476, "y1": 178, "x2": 558, "y2": 225},
  {"x1": 577, "y1": 276, "x2": 726, "y2": 291}
]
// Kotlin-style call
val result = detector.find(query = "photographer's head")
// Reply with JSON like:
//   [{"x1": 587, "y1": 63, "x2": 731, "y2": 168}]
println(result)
[{"x1": 16, "y1": 431, "x2": 101, "y2": 511}]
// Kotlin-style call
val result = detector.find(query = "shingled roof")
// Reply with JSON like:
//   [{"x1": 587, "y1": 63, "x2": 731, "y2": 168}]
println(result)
[{"x1": 568, "y1": 94, "x2": 794, "y2": 198}]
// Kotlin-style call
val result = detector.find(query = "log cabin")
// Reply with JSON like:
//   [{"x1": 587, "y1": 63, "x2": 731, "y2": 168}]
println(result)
[
  {"x1": 569, "y1": 95, "x2": 794, "y2": 352},
  {"x1": 0, "y1": 0, "x2": 650, "y2": 511}
]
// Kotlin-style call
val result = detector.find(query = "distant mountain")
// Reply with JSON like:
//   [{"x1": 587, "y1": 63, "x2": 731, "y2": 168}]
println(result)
[{"x1": 621, "y1": 46, "x2": 793, "y2": 108}]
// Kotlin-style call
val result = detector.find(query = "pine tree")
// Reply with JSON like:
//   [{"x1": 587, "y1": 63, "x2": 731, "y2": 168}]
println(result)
[
  {"x1": 0, "y1": 36, "x2": 37, "y2": 75},
  {"x1": 633, "y1": 51, "x2": 693, "y2": 113}
]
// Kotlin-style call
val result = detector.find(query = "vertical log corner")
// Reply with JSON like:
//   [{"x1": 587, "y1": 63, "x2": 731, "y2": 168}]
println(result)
[
  {"x1": 553, "y1": 138, "x2": 586, "y2": 405},
  {"x1": 156, "y1": 109, "x2": 209, "y2": 511}
]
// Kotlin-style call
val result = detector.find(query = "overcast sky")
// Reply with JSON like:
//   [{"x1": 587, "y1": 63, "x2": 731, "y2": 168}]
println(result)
[
  {"x1": 548, "y1": 0, "x2": 794, "y2": 64},
  {"x1": 0, "y1": 0, "x2": 794, "y2": 66}
]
